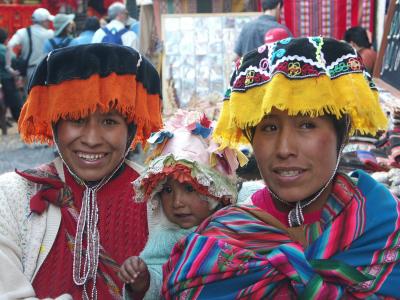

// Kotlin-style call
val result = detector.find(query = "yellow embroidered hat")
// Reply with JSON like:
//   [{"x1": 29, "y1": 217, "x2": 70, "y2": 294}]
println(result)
[{"x1": 213, "y1": 36, "x2": 388, "y2": 148}]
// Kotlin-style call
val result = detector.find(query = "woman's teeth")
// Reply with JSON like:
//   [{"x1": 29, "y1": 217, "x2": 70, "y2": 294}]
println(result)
[
  {"x1": 278, "y1": 170, "x2": 301, "y2": 177},
  {"x1": 77, "y1": 152, "x2": 105, "y2": 161}
]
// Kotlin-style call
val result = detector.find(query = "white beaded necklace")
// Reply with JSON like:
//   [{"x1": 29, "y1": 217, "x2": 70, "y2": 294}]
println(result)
[
  {"x1": 68, "y1": 157, "x2": 125, "y2": 300},
  {"x1": 54, "y1": 138, "x2": 129, "y2": 300}
]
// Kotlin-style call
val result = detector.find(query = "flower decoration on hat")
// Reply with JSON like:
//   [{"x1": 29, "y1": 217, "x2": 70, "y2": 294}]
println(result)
[
  {"x1": 191, "y1": 115, "x2": 213, "y2": 138},
  {"x1": 134, "y1": 110, "x2": 247, "y2": 207},
  {"x1": 147, "y1": 130, "x2": 174, "y2": 145}
]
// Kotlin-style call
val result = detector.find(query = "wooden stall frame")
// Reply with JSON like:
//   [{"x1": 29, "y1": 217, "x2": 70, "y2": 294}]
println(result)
[{"x1": 373, "y1": 0, "x2": 400, "y2": 98}]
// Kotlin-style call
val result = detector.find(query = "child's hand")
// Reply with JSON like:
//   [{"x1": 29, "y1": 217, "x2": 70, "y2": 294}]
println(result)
[{"x1": 118, "y1": 256, "x2": 150, "y2": 293}]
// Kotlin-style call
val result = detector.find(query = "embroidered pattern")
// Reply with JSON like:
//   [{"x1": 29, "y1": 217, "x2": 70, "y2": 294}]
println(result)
[{"x1": 229, "y1": 37, "x2": 372, "y2": 94}]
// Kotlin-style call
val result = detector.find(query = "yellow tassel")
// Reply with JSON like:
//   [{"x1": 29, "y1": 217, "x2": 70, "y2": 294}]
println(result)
[
  {"x1": 214, "y1": 73, "x2": 388, "y2": 148},
  {"x1": 209, "y1": 153, "x2": 217, "y2": 168},
  {"x1": 236, "y1": 149, "x2": 249, "y2": 167}
]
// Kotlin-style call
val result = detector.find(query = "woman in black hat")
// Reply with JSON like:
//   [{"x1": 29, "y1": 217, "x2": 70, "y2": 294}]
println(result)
[{"x1": 0, "y1": 43, "x2": 162, "y2": 299}]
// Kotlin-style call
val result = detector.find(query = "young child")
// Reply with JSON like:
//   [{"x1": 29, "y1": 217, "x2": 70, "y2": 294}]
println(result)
[{"x1": 118, "y1": 110, "x2": 245, "y2": 299}]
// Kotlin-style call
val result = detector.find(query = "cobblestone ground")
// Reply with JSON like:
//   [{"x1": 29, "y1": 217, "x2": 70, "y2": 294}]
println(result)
[{"x1": 0, "y1": 124, "x2": 55, "y2": 174}]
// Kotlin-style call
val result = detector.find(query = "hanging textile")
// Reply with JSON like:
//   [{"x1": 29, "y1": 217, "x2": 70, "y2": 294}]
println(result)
[
  {"x1": 283, "y1": 0, "x2": 375, "y2": 40},
  {"x1": 149, "y1": 0, "x2": 258, "y2": 69},
  {"x1": 153, "y1": 0, "x2": 256, "y2": 14},
  {"x1": 88, "y1": 0, "x2": 106, "y2": 15},
  {"x1": 47, "y1": 0, "x2": 78, "y2": 13}
]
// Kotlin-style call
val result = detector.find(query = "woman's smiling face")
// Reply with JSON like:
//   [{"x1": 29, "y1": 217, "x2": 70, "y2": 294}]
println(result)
[
  {"x1": 252, "y1": 108, "x2": 338, "y2": 203},
  {"x1": 56, "y1": 110, "x2": 129, "y2": 182}
]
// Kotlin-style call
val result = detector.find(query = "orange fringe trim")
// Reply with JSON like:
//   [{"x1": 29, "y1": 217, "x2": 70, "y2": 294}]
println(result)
[{"x1": 18, "y1": 73, "x2": 162, "y2": 148}]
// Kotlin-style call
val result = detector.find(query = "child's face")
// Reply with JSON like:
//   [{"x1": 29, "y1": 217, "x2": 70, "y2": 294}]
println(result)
[{"x1": 160, "y1": 177, "x2": 214, "y2": 229}]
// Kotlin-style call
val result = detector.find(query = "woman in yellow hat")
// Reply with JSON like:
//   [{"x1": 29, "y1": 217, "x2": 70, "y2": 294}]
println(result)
[{"x1": 162, "y1": 37, "x2": 399, "y2": 299}]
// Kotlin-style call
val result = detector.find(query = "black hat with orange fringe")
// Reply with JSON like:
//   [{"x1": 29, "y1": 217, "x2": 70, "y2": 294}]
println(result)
[
  {"x1": 18, "y1": 43, "x2": 162, "y2": 147},
  {"x1": 213, "y1": 36, "x2": 388, "y2": 149}
]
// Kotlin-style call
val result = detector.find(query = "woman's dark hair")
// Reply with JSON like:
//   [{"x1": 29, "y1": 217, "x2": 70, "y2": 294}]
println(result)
[
  {"x1": 242, "y1": 114, "x2": 349, "y2": 154},
  {"x1": 344, "y1": 26, "x2": 371, "y2": 49},
  {"x1": 328, "y1": 114, "x2": 350, "y2": 153},
  {"x1": 0, "y1": 28, "x2": 8, "y2": 44},
  {"x1": 243, "y1": 126, "x2": 256, "y2": 144}
]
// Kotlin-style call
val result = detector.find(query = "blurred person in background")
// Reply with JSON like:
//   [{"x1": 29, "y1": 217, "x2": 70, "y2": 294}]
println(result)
[
  {"x1": 43, "y1": 13, "x2": 75, "y2": 53},
  {"x1": 234, "y1": 0, "x2": 291, "y2": 60},
  {"x1": 99, "y1": 17, "x2": 108, "y2": 28},
  {"x1": 0, "y1": 28, "x2": 22, "y2": 126},
  {"x1": 70, "y1": 16, "x2": 100, "y2": 46},
  {"x1": 344, "y1": 26, "x2": 377, "y2": 73},
  {"x1": 92, "y1": 2, "x2": 138, "y2": 49},
  {"x1": 5, "y1": 8, "x2": 54, "y2": 92},
  {"x1": 264, "y1": 27, "x2": 290, "y2": 44},
  {"x1": 127, "y1": 16, "x2": 140, "y2": 50},
  {"x1": 128, "y1": 17, "x2": 140, "y2": 37}
]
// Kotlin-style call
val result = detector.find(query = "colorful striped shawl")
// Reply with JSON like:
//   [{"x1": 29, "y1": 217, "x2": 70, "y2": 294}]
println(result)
[{"x1": 162, "y1": 171, "x2": 400, "y2": 299}]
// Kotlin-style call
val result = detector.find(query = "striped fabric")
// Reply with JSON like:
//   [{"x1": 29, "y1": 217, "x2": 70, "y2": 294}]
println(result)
[
  {"x1": 162, "y1": 171, "x2": 400, "y2": 299},
  {"x1": 212, "y1": 0, "x2": 224, "y2": 13},
  {"x1": 154, "y1": 0, "x2": 255, "y2": 14},
  {"x1": 282, "y1": 0, "x2": 375, "y2": 40},
  {"x1": 154, "y1": 0, "x2": 373, "y2": 40},
  {"x1": 360, "y1": 0, "x2": 372, "y2": 31}
]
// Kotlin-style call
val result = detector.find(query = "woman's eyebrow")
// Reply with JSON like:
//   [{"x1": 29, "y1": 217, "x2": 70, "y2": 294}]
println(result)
[{"x1": 103, "y1": 112, "x2": 120, "y2": 117}]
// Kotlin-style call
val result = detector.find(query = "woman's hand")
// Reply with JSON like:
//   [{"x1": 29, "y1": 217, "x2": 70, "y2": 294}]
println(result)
[
  {"x1": 41, "y1": 293, "x2": 73, "y2": 300},
  {"x1": 118, "y1": 256, "x2": 150, "y2": 294}
]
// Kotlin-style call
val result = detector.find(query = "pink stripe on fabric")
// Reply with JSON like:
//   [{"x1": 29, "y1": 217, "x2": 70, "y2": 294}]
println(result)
[
  {"x1": 188, "y1": 0, "x2": 197, "y2": 13},
  {"x1": 319, "y1": 177, "x2": 366, "y2": 259},
  {"x1": 268, "y1": 252, "x2": 299, "y2": 278},
  {"x1": 355, "y1": 195, "x2": 400, "y2": 295},
  {"x1": 321, "y1": 0, "x2": 330, "y2": 37},
  {"x1": 174, "y1": 234, "x2": 199, "y2": 279},
  {"x1": 371, "y1": 199, "x2": 400, "y2": 264},
  {"x1": 212, "y1": 0, "x2": 224, "y2": 12},
  {"x1": 346, "y1": 0, "x2": 353, "y2": 31}
]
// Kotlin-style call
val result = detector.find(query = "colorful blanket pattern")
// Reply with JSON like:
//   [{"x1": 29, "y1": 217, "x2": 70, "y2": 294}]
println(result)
[
  {"x1": 155, "y1": 0, "x2": 257, "y2": 14},
  {"x1": 162, "y1": 171, "x2": 400, "y2": 299}
]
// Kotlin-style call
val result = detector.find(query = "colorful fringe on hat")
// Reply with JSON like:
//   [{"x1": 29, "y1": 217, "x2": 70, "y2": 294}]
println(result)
[
  {"x1": 213, "y1": 36, "x2": 388, "y2": 148},
  {"x1": 18, "y1": 43, "x2": 162, "y2": 147},
  {"x1": 134, "y1": 110, "x2": 247, "y2": 206}
]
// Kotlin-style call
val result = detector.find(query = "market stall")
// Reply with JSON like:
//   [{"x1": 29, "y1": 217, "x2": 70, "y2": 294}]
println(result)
[
  {"x1": 341, "y1": 0, "x2": 400, "y2": 197},
  {"x1": 161, "y1": 12, "x2": 259, "y2": 116}
]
